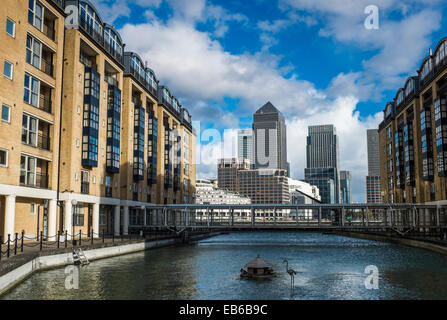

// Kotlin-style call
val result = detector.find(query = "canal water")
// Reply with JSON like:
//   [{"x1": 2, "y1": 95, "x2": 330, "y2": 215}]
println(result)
[{"x1": 2, "y1": 232, "x2": 447, "y2": 300}]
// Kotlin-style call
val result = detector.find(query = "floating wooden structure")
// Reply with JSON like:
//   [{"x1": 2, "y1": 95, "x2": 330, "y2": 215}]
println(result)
[{"x1": 240, "y1": 255, "x2": 275, "y2": 280}]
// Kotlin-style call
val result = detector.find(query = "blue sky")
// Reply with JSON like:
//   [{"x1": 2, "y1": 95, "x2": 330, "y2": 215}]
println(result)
[{"x1": 93, "y1": 0, "x2": 447, "y2": 202}]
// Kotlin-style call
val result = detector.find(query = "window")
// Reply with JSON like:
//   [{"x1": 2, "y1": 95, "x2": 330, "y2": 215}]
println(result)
[
  {"x1": 99, "y1": 207, "x2": 106, "y2": 226},
  {"x1": 22, "y1": 114, "x2": 38, "y2": 146},
  {"x1": 24, "y1": 74, "x2": 40, "y2": 107},
  {"x1": 6, "y1": 18, "x2": 15, "y2": 37},
  {"x1": 72, "y1": 205, "x2": 84, "y2": 227},
  {"x1": 0, "y1": 149, "x2": 8, "y2": 167},
  {"x1": 1, "y1": 104, "x2": 11, "y2": 123},
  {"x1": 20, "y1": 154, "x2": 37, "y2": 186},
  {"x1": 26, "y1": 35, "x2": 42, "y2": 69},
  {"x1": 387, "y1": 126, "x2": 392, "y2": 140},
  {"x1": 4, "y1": 61, "x2": 13, "y2": 79},
  {"x1": 28, "y1": 0, "x2": 44, "y2": 32}
]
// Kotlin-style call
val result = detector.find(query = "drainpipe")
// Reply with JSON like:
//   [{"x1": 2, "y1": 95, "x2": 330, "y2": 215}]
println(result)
[{"x1": 56, "y1": 25, "x2": 67, "y2": 233}]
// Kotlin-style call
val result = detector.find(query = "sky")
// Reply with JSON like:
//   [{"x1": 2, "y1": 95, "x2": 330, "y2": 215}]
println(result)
[{"x1": 92, "y1": 0, "x2": 447, "y2": 202}]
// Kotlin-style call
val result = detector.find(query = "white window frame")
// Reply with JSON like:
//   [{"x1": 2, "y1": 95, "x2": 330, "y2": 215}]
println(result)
[
  {"x1": 6, "y1": 17, "x2": 15, "y2": 38},
  {"x1": 28, "y1": 0, "x2": 44, "y2": 32},
  {"x1": 20, "y1": 154, "x2": 37, "y2": 186},
  {"x1": 0, "y1": 148, "x2": 8, "y2": 167},
  {"x1": 1, "y1": 104, "x2": 11, "y2": 123},
  {"x1": 4, "y1": 60, "x2": 13, "y2": 80},
  {"x1": 22, "y1": 114, "x2": 39, "y2": 147},
  {"x1": 24, "y1": 73, "x2": 41, "y2": 108},
  {"x1": 26, "y1": 34, "x2": 42, "y2": 70}
]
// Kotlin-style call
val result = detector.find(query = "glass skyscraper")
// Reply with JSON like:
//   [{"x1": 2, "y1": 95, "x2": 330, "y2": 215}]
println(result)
[{"x1": 305, "y1": 125, "x2": 340, "y2": 204}]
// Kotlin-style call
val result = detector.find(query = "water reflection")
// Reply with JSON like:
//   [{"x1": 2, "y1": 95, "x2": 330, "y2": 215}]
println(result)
[{"x1": 3, "y1": 233, "x2": 447, "y2": 300}]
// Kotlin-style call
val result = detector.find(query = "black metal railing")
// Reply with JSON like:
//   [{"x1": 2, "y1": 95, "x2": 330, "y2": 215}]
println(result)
[
  {"x1": 20, "y1": 173, "x2": 49, "y2": 189},
  {"x1": 128, "y1": 66, "x2": 158, "y2": 98},
  {"x1": 38, "y1": 134, "x2": 51, "y2": 151},
  {"x1": 103, "y1": 41, "x2": 124, "y2": 65},
  {"x1": 81, "y1": 181, "x2": 90, "y2": 195},
  {"x1": 43, "y1": 24, "x2": 55, "y2": 41},
  {"x1": 79, "y1": 16, "x2": 104, "y2": 46},
  {"x1": 39, "y1": 95, "x2": 52, "y2": 113},
  {"x1": 41, "y1": 57, "x2": 54, "y2": 77}
]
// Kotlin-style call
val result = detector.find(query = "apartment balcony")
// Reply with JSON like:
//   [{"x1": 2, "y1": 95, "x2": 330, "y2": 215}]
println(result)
[
  {"x1": 40, "y1": 55, "x2": 54, "y2": 78},
  {"x1": 20, "y1": 172, "x2": 49, "y2": 189},
  {"x1": 129, "y1": 66, "x2": 158, "y2": 98},
  {"x1": 20, "y1": 156, "x2": 50, "y2": 189},
  {"x1": 104, "y1": 41, "x2": 124, "y2": 65},
  {"x1": 22, "y1": 119, "x2": 51, "y2": 151},
  {"x1": 79, "y1": 16, "x2": 104, "y2": 47}
]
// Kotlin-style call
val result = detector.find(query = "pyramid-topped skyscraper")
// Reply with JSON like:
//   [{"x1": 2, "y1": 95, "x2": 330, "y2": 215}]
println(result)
[{"x1": 252, "y1": 102, "x2": 288, "y2": 171}]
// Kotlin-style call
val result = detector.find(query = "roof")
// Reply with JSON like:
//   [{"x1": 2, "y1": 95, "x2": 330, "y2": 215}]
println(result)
[
  {"x1": 255, "y1": 101, "x2": 281, "y2": 115},
  {"x1": 245, "y1": 255, "x2": 273, "y2": 269}
]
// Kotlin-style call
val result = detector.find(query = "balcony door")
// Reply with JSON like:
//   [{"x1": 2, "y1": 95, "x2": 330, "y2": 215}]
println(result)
[{"x1": 20, "y1": 155, "x2": 37, "y2": 187}]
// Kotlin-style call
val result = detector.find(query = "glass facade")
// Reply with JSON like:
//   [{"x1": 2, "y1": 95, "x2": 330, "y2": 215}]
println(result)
[
  {"x1": 133, "y1": 105, "x2": 145, "y2": 180},
  {"x1": 394, "y1": 130, "x2": 405, "y2": 189},
  {"x1": 304, "y1": 167, "x2": 337, "y2": 204},
  {"x1": 106, "y1": 84, "x2": 121, "y2": 173},
  {"x1": 434, "y1": 96, "x2": 447, "y2": 176},
  {"x1": 147, "y1": 113, "x2": 158, "y2": 185},
  {"x1": 421, "y1": 108, "x2": 434, "y2": 181},
  {"x1": 404, "y1": 120, "x2": 415, "y2": 186},
  {"x1": 82, "y1": 67, "x2": 100, "y2": 167}
]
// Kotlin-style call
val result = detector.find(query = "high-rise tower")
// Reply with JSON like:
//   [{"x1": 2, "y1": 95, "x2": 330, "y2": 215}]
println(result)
[{"x1": 252, "y1": 102, "x2": 287, "y2": 170}]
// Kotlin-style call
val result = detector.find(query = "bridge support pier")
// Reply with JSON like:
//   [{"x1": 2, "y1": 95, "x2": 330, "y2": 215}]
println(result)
[
  {"x1": 318, "y1": 207, "x2": 322, "y2": 227},
  {"x1": 341, "y1": 207, "x2": 345, "y2": 227}
]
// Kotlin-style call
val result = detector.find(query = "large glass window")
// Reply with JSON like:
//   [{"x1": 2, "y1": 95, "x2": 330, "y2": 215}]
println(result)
[
  {"x1": 28, "y1": 0, "x2": 44, "y2": 32},
  {"x1": 73, "y1": 205, "x2": 84, "y2": 227},
  {"x1": 106, "y1": 85, "x2": 121, "y2": 173},
  {"x1": 26, "y1": 35, "x2": 42, "y2": 69},
  {"x1": 20, "y1": 154, "x2": 36, "y2": 186},
  {"x1": 82, "y1": 67, "x2": 100, "y2": 166},
  {"x1": 22, "y1": 114, "x2": 38, "y2": 146},
  {"x1": 24, "y1": 73, "x2": 40, "y2": 107},
  {"x1": 435, "y1": 41, "x2": 446, "y2": 66},
  {"x1": 421, "y1": 58, "x2": 433, "y2": 81}
]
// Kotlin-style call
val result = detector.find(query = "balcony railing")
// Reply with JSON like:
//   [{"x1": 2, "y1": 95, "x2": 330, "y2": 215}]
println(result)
[
  {"x1": 43, "y1": 24, "x2": 55, "y2": 41},
  {"x1": 103, "y1": 41, "x2": 124, "y2": 65},
  {"x1": 20, "y1": 173, "x2": 49, "y2": 189},
  {"x1": 38, "y1": 134, "x2": 50, "y2": 151},
  {"x1": 39, "y1": 95, "x2": 52, "y2": 113},
  {"x1": 79, "y1": 17, "x2": 104, "y2": 47},
  {"x1": 129, "y1": 66, "x2": 158, "y2": 98},
  {"x1": 81, "y1": 181, "x2": 90, "y2": 195},
  {"x1": 41, "y1": 57, "x2": 54, "y2": 77}
]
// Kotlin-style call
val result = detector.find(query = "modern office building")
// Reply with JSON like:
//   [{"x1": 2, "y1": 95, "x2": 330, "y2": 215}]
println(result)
[
  {"x1": 305, "y1": 125, "x2": 340, "y2": 203},
  {"x1": 196, "y1": 179, "x2": 251, "y2": 205},
  {"x1": 304, "y1": 168, "x2": 336, "y2": 204},
  {"x1": 0, "y1": 0, "x2": 196, "y2": 240},
  {"x1": 340, "y1": 170, "x2": 351, "y2": 204},
  {"x1": 378, "y1": 37, "x2": 447, "y2": 205},
  {"x1": 288, "y1": 178, "x2": 321, "y2": 218},
  {"x1": 367, "y1": 129, "x2": 380, "y2": 175},
  {"x1": 217, "y1": 158, "x2": 250, "y2": 192},
  {"x1": 366, "y1": 129, "x2": 382, "y2": 204},
  {"x1": 217, "y1": 158, "x2": 289, "y2": 204},
  {"x1": 253, "y1": 102, "x2": 287, "y2": 170},
  {"x1": 238, "y1": 129, "x2": 254, "y2": 169}
]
